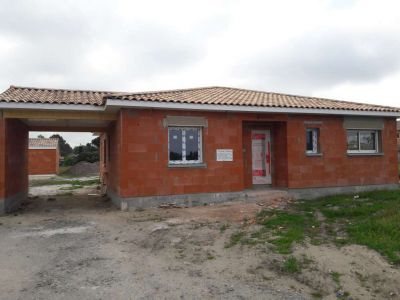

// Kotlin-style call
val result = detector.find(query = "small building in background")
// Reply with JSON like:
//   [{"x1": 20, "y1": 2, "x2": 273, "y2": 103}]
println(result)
[{"x1": 28, "y1": 138, "x2": 59, "y2": 175}]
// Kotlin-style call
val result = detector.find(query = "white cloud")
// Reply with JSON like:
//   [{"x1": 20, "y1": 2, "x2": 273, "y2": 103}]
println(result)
[{"x1": 0, "y1": 0, "x2": 399, "y2": 110}]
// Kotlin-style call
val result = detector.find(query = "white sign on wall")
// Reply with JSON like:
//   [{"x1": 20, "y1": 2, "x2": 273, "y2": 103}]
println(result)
[{"x1": 216, "y1": 149, "x2": 233, "y2": 161}]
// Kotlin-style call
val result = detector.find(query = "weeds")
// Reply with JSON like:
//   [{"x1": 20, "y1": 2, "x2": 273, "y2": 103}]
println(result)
[
  {"x1": 225, "y1": 231, "x2": 245, "y2": 248},
  {"x1": 226, "y1": 189, "x2": 400, "y2": 264},
  {"x1": 30, "y1": 178, "x2": 100, "y2": 187},
  {"x1": 283, "y1": 256, "x2": 300, "y2": 273},
  {"x1": 331, "y1": 271, "x2": 341, "y2": 286},
  {"x1": 219, "y1": 223, "x2": 230, "y2": 233}
]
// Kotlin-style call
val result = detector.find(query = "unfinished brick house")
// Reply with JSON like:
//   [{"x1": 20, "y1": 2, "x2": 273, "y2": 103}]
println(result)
[
  {"x1": 0, "y1": 86, "x2": 399, "y2": 213},
  {"x1": 28, "y1": 138, "x2": 59, "y2": 175}
]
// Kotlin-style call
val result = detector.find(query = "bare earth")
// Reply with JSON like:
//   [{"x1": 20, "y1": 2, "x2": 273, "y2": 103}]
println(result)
[{"x1": 0, "y1": 186, "x2": 399, "y2": 299}]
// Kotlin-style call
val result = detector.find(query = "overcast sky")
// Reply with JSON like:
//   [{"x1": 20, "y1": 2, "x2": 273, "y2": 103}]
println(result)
[{"x1": 1, "y1": 0, "x2": 400, "y2": 146}]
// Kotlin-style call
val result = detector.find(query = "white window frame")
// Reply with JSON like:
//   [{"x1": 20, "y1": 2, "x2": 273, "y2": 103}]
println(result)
[
  {"x1": 346, "y1": 129, "x2": 380, "y2": 154},
  {"x1": 168, "y1": 126, "x2": 203, "y2": 165},
  {"x1": 306, "y1": 128, "x2": 320, "y2": 154}
]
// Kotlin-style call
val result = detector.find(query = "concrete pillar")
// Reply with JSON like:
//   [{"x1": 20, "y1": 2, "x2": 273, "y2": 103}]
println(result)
[{"x1": 0, "y1": 114, "x2": 29, "y2": 214}]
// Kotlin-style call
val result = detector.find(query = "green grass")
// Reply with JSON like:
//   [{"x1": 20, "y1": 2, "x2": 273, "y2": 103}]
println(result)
[
  {"x1": 227, "y1": 189, "x2": 400, "y2": 264},
  {"x1": 283, "y1": 256, "x2": 301, "y2": 273},
  {"x1": 225, "y1": 231, "x2": 246, "y2": 248},
  {"x1": 219, "y1": 223, "x2": 230, "y2": 233},
  {"x1": 331, "y1": 271, "x2": 341, "y2": 286},
  {"x1": 30, "y1": 178, "x2": 99, "y2": 187}
]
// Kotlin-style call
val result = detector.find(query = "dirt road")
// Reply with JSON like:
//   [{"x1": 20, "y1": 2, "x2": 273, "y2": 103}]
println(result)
[
  {"x1": 0, "y1": 195, "x2": 307, "y2": 300},
  {"x1": 1, "y1": 189, "x2": 399, "y2": 300}
]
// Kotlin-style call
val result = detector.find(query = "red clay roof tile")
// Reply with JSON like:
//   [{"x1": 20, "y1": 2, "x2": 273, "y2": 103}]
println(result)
[{"x1": 1, "y1": 85, "x2": 399, "y2": 113}]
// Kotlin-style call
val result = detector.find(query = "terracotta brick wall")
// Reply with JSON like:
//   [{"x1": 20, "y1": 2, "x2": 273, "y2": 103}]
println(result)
[
  {"x1": 286, "y1": 115, "x2": 398, "y2": 188},
  {"x1": 118, "y1": 109, "x2": 244, "y2": 198},
  {"x1": 105, "y1": 109, "x2": 398, "y2": 199},
  {"x1": 28, "y1": 148, "x2": 59, "y2": 175},
  {"x1": 1, "y1": 119, "x2": 29, "y2": 199},
  {"x1": 106, "y1": 116, "x2": 122, "y2": 195}
]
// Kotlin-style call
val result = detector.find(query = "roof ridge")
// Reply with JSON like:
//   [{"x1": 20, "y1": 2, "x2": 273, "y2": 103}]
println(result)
[{"x1": 109, "y1": 86, "x2": 220, "y2": 97}]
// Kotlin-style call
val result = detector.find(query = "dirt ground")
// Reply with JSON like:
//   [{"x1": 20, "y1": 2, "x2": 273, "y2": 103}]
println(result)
[{"x1": 0, "y1": 186, "x2": 399, "y2": 299}]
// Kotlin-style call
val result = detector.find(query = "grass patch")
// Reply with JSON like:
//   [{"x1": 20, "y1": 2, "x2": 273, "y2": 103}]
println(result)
[
  {"x1": 219, "y1": 223, "x2": 230, "y2": 233},
  {"x1": 225, "y1": 231, "x2": 245, "y2": 248},
  {"x1": 282, "y1": 256, "x2": 301, "y2": 273},
  {"x1": 331, "y1": 271, "x2": 341, "y2": 286},
  {"x1": 227, "y1": 188, "x2": 400, "y2": 264},
  {"x1": 30, "y1": 178, "x2": 99, "y2": 187}
]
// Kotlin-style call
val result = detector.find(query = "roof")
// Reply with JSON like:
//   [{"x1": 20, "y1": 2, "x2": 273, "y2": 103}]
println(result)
[
  {"x1": 29, "y1": 138, "x2": 59, "y2": 149},
  {"x1": 0, "y1": 86, "x2": 111, "y2": 106},
  {"x1": 1, "y1": 85, "x2": 399, "y2": 113}
]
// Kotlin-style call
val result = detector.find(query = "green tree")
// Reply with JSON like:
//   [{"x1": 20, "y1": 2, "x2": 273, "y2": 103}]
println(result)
[{"x1": 50, "y1": 134, "x2": 73, "y2": 157}]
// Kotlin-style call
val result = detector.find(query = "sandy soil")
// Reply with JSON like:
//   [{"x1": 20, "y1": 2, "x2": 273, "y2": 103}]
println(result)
[{"x1": 0, "y1": 190, "x2": 399, "y2": 299}]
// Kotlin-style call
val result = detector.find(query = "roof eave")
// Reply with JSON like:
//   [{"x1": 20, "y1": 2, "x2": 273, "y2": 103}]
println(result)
[
  {"x1": 0, "y1": 102, "x2": 105, "y2": 111},
  {"x1": 105, "y1": 98, "x2": 400, "y2": 117}
]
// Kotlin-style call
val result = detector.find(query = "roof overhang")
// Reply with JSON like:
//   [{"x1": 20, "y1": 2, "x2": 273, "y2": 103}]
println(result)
[
  {"x1": 0, "y1": 98, "x2": 399, "y2": 117},
  {"x1": 106, "y1": 98, "x2": 400, "y2": 117},
  {"x1": 0, "y1": 102, "x2": 105, "y2": 111}
]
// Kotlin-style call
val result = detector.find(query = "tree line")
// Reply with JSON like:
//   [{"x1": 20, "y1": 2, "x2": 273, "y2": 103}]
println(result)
[{"x1": 37, "y1": 134, "x2": 100, "y2": 166}]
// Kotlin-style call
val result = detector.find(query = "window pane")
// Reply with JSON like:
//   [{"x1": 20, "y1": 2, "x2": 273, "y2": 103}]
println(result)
[
  {"x1": 185, "y1": 128, "x2": 199, "y2": 161},
  {"x1": 169, "y1": 128, "x2": 183, "y2": 161},
  {"x1": 360, "y1": 131, "x2": 376, "y2": 151},
  {"x1": 347, "y1": 131, "x2": 359, "y2": 150},
  {"x1": 306, "y1": 130, "x2": 313, "y2": 151}
]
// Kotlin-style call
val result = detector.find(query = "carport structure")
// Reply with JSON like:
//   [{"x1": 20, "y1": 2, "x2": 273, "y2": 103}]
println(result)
[{"x1": 0, "y1": 86, "x2": 117, "y2": 213}]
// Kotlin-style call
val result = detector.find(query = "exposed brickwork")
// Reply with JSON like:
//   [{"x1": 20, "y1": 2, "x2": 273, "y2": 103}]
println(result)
[
  {"x1": 104, "y1": 110, "x2": 398, "y2": 200},
  {"x1": 105, "y1": 112, "x2": 122, "y2": 195},
  {"x1": 286, "y1": 115, "x2": 398, "y2": 188},
  {"x1": 28, "y1": 148, "x2": 59, "y2": 175},
  {"x1": 118, "y1": 109, "x2": 245, "y2": 198},
  {"x1": 5, "y1": 119, "x2": 29, "y2": 198}
]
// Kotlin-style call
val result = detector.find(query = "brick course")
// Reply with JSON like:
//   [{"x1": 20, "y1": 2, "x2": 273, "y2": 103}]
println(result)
[
  {"x1": 104, "y1": 109, "x2": 398, "y2": 200},
  {"x1": 28, "y1": 148, "x2": 59, "y2": 175}
]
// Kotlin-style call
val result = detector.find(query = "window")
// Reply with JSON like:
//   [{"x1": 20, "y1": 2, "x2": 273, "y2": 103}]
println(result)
[
  {"x1": 346, "y1": 130, "x2": 380, "y2": 153},
  {"x1": 306, "y1": 128, "x2": 320, "y2": 154},
  {"x1": 168, "y1": 127, "x2": 202, "y2": 164}
]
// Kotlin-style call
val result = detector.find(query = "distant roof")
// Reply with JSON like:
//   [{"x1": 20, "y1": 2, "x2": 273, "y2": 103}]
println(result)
[
  {"x1": 29, "y1": 138, "x2": 58, "y2": 149},
  {"x1": 1, "y1": 85, "x2": 399, "y2": 113}
]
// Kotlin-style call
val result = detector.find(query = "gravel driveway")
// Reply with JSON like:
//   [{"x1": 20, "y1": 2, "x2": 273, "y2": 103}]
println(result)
[{"x1": 0, "y1": 195, "x2": 308, "y2": 300}]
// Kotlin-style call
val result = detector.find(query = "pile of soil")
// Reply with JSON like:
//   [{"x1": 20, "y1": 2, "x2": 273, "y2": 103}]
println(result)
[{"x1": 66, "y1": 161, "x2": 99, "y2": 176}]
